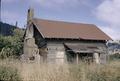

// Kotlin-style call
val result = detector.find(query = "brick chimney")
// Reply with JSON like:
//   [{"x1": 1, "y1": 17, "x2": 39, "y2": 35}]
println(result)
[{"x1": 27, "y1": 8, "x2": 34, "y2": 25}]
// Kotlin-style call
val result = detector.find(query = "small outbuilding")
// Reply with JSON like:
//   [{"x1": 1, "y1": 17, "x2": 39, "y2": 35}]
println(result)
[{"x1": 23, "y1": 8, "x2": 111, "y2": 64}]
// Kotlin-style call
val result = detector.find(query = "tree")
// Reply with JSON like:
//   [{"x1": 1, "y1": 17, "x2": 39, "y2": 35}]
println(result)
[{"x1": 0, "y1": 28, "x2": 24, "y2": 59}]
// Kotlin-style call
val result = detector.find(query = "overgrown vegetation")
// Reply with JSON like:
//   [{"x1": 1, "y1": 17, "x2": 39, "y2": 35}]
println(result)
[
  {"x1": 109, "y1": 53, "x2": 120, "y2": 61},
  {"x1": 0, "y1": 26, "x2": 120, "y2": 81},
  {"x1": 0, "y1": 60, "x2": 120, "y2": 81},
  {"x1": 0, "y1": 28, "x2": 24, "y2": 59},
  {"x1": 87, "y1": 63, "x2": 120, "y2": 81},
  {"x1": 0, "y1": 65, "x2": 21, "y2": 81}
]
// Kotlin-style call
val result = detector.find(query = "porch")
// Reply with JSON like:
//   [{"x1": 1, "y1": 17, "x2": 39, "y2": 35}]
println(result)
[{"x1": 64, "y1": 43, "x2": 102, "y2": 64}]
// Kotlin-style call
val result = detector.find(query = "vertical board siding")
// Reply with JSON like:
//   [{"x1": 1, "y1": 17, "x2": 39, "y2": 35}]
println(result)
[
  {"x1": 47, "y1": 43, "x2": 66, "y2": 64},
  {"x1": 46, "y1": 41, "x2": 107, "y2": 64}
]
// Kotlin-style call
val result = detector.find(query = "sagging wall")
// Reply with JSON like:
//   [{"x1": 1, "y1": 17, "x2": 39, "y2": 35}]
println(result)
[
  {"x1": 33, "y1": 25, "x2": 47, "y2": 62},
  {"x1": 23, "y1": 24, "x2": 40, "y2": 62},
  {"x1": 24, "y1": 39, "x2": 38, "y2": 56},
  {"x1": 24, "y1": 24, "x2": 34, "y2": 55}
]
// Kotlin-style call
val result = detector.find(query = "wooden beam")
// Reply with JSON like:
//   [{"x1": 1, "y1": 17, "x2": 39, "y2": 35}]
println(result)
[
  {"x1": 76, "y1": 53, "x2": 79, "y2": 64},
  {"x1": 94, "y1": 53, "x2": 100, "y2": 64}
]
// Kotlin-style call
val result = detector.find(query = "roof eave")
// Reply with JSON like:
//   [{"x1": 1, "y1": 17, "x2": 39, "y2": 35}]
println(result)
[{"x1": 32, "y1": 21, "x2": 45, "y2": 39}]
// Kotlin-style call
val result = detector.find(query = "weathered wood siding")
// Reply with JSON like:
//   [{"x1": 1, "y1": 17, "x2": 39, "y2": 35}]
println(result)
[
  {"x1": 46, "y1": 40, "x2": 108, "y2": 64},
  {"x1": 24, "y1": 23, "x2": 108, "y2": 64},
  {"x1": 47, "y1": 43, "x2": 66, "y2": 64}
]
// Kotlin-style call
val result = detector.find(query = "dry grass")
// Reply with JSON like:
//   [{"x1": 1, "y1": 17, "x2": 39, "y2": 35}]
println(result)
[{"x1": 0, "y1": 59, "x2": 120, "y2": 81}]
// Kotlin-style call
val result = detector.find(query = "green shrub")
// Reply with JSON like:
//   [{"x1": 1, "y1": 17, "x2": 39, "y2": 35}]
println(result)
[
  {"x1": 0, "y1": 66, "x2": 21, "y2": 81},
  {"x1": 0, "y1": 47, "x2": 14, "y2": 59},
  {"x1": 0, "y1": 29, "x2": 24, "y2": 59},
  {"x1": 109, "y1": 53, "x2": 120, "y2": 61}
]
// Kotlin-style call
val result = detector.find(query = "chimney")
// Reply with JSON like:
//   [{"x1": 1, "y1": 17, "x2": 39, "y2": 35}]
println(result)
[{"x1": 27, "y1": 8, "x2": 34, "y2": 25}]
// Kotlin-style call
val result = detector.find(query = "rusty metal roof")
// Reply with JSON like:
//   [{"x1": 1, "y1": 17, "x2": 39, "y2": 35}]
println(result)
[{"x1": 33, "y1": 18, "x2": 111, "y2": 40}]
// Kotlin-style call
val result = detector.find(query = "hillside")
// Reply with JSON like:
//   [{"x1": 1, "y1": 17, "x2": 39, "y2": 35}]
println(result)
[{"x1": 0, "y1": 22, "x2": 17, "y2": 36}]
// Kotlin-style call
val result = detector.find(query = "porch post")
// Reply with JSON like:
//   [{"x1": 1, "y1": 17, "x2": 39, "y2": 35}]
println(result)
[
  {"x1": 94, "y1": 53, "x2": 100, "y2": 64},
  {"x1": 76, "y1": 53, "x2": 79, "y2": 64}
]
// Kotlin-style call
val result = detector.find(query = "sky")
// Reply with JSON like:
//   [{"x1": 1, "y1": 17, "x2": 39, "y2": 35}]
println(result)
[{"x1": 1, "y1": 0, "x2": 120, "y2": 40}]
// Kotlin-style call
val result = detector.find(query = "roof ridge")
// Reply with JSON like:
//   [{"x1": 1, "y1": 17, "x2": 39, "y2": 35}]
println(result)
[{"x1": 33, "y1": 18, "x2": 95, "y2": 26}]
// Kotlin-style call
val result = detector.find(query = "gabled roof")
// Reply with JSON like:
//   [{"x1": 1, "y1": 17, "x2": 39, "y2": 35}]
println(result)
[{"x1": 32, "y1": 18, "x2": 111, "y2": 40}]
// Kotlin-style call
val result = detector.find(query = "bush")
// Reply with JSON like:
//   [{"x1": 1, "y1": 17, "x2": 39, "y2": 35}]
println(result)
[
  {"x1": 0, "y1": 28, "x2": 24, "y2": 59},
  {"x1": 109, "y1": 53, "x2": 120, "y2": 61},
  {"x1": 0, "y1": 65, "x2": 21, "y2": 81},
  {"x1": 0, "y1": 47, "x2": 14, "y2": 59}
]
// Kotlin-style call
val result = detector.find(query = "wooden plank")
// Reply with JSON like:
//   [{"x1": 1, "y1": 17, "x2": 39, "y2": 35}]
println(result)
[{"x1": 76, "y1": 53, "x2": 79, "y2": 64}]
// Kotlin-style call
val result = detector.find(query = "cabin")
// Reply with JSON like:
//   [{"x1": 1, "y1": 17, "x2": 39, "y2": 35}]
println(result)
[{"x1": 23, "y1": 8, "x2": 111, "y2": 64}]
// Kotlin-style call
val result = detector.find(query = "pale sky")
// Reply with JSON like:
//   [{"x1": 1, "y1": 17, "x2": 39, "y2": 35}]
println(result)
[{"x1": 1, "y1": 0, "x2": 120, "y2": 40}]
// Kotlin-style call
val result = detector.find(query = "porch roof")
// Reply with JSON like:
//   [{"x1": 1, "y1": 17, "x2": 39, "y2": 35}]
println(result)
[{"x1": 64, "y1": 43, "x2": 103, "y2": 53}]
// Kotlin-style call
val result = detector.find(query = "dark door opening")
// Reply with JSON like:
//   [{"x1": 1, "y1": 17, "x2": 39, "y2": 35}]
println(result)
[
  {"x1": 66, "y1": 51, "x2": 94, "y2": 64},
  {"x1": 78, "y1": 53, "x2": 94, "y2": 63}
]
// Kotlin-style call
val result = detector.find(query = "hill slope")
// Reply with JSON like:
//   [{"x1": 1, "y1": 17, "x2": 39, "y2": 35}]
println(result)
[{"x1": 0, "y1": 22, "x2": 17, "y2": 36}]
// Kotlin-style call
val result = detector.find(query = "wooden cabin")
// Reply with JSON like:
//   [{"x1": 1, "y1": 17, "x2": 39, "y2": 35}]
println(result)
[{"x1": 23, "y1": 8, "x2": 111, "y2": 64}]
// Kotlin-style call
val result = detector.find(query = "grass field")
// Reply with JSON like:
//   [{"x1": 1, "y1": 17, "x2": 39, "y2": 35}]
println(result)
[{"x1": 0, "y1": 59, "x2": 120, "y2": 81}]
